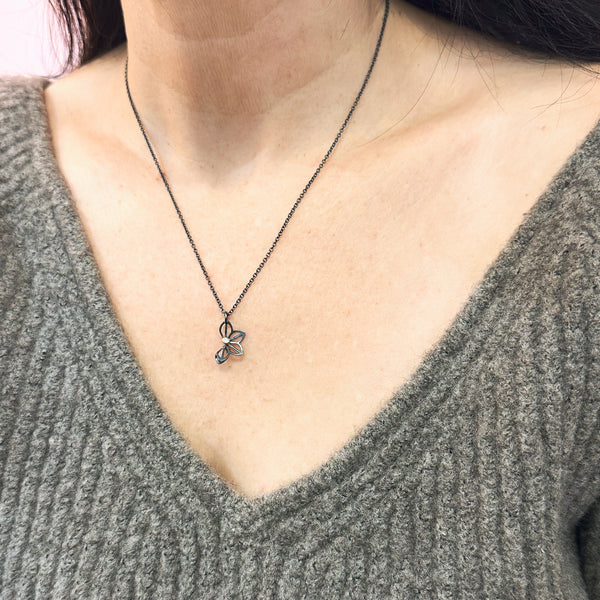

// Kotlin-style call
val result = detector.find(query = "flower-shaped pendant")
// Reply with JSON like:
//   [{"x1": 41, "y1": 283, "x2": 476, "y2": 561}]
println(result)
[{"x1": 215, "y1": 317, "x2": 245, "y2": 364}]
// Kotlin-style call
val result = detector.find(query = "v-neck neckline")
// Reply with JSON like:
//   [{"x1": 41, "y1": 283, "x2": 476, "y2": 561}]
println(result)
[{"x1": 26, "y1": 75, "x2": 600, "y2": 532}]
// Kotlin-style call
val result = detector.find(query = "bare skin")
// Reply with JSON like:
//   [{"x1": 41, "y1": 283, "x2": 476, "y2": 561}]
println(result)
[{"x1": 44, "y1": 0, "x2": 600, "y2": 499}]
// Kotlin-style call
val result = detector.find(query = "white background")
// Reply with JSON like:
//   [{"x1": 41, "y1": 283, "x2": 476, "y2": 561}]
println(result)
[{"x1": 0, "y1": 0, "x2": 67, "y2": 77}]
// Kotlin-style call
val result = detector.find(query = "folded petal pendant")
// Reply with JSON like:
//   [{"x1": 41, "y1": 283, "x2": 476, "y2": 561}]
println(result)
[{"x1": 215, "y1": 317, "x2": 246, "y2": 364}]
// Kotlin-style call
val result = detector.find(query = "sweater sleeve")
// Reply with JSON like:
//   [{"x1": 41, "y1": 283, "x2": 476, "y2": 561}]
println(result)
[
  {"x1": 574, "y1": 177, "x2": 600, "y2": 599},
  {"x1": 578, "y1": 498, "x2": 600, "y2": 598}
]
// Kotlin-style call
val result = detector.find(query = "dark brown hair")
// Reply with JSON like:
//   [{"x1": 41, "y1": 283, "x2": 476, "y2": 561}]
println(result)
[
  {"x1": 48, "y1": 0, "x2": 125, "y2": 76},
  {"x1": 48, "y1": 0, "x2": 600, "y2": 78}
]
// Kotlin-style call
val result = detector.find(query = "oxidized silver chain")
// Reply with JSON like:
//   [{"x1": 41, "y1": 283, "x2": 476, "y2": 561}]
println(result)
[{"x1": 124, "y1": 0, "x2": 390, "y2": 364}]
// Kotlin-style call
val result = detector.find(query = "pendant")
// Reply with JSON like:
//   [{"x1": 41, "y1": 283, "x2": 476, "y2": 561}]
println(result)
[{"x1": 215, "y1": 317, "x2": 245, "y2": 364}]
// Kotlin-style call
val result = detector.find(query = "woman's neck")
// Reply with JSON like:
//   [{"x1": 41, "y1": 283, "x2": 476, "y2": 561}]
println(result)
[
  {"x1": 123, "y1": 0, "x2": 382, "y2": 115},
  {"x1": 112, "y1": 0, "x2": 427, "y2": 178},
  {"x1": 96, "y1": 0, "x2": 541, "y2": 184}
]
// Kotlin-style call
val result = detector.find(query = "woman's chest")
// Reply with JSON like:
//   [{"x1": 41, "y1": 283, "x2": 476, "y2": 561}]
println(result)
[{"x1": 44, "y1": 84, "x2": 600, "y2": 499}]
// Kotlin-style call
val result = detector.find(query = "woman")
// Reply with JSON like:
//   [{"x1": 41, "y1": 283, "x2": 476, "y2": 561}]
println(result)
[{"x1": 1, "y1": 0, "x2": 599, "y2": 596}]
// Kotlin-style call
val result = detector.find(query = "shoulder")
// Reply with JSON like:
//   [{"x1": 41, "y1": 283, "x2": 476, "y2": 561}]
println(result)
[
  {"x1": 0, "y1": 75, "x2": 54, "y2": 302},
  {"x1": 0, "y1": 74, "x2": 47, "y2": 149},
  {"x1": 0, "y1": 73, "x2": 43, "y2": 112},
  {"x1": 0, "y1": 75, "x2": 50, "y2": 215},
  {"x1": 564, "y1": 101, "x2": 600, "y2": 245}
]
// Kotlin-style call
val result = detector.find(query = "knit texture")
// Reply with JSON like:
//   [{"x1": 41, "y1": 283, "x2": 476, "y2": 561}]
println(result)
[{"x1": 1, "y1": 74, "x2": 600, "y2": 599}]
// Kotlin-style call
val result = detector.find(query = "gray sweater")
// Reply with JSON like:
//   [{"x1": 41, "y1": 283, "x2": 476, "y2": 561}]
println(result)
[{"x1": 1, "y1": 74, "x2": 600, "y2": 599}]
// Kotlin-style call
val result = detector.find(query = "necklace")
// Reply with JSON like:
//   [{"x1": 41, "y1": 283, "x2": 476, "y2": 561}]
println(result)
[{"x1": 124, "y1": 0, "x2": 390, "y2": 364}]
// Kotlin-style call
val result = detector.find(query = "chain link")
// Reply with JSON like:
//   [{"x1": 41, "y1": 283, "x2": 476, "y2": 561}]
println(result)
[{"x1": 124, "y1": 0, "x2": 389, "y2": 319}]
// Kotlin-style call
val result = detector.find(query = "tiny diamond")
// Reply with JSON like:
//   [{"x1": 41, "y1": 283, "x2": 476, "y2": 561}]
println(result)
[{"x1": 222, "y1": 337, "x2": 230, "y2": 344}]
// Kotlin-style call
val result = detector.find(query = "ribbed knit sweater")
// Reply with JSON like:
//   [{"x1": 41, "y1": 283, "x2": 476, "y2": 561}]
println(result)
[{"x1": 1, "y1": 74, "x2": 600, "y2": 599}]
